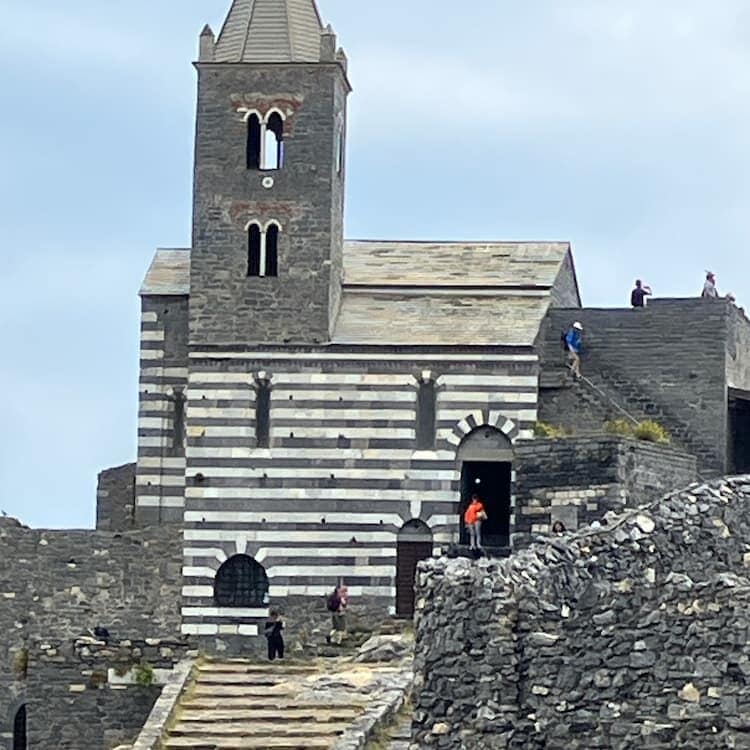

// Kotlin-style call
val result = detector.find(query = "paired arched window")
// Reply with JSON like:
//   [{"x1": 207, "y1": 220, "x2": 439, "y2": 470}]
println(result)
[
  {"x1": 246, "y1": 110, "x2": 284, "y2": 171},
  {"x1": 214, "y1": 555, "x2": 269, "y2": 608},
  {"x1": 247, "y1": 221, "x2": 280, "y2": 278}
]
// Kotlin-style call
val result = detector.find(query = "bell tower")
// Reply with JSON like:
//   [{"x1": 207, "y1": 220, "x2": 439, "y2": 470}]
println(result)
[{"x1": 190, "y1": 0, "x2": 350, "y2": 346}]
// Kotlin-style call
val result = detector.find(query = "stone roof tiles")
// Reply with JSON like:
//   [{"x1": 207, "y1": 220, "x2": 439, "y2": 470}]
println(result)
[
  {"x1": 139, "y1": 249, "x2": 190, "y2": 296},
  {"x1": 214, "y1": 0, "x2": 323, "y2": 63}
]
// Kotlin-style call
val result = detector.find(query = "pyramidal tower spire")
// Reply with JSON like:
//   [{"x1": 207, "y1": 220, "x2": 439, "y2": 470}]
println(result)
[{"x1": 214, "y1": 0, "x2": 324, "y2": 63}]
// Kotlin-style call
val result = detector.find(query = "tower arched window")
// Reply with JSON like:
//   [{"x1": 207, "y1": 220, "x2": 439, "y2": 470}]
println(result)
[
  {"x1": 248, "y1": 222, "x2": 262, "y2": 277},
  {"x1": 246, "y1": 110, "x2": 284, "y2": 172},
  {"x1": 265, "y1": 223, "x2": 279, "y2": 278},
  {"x1": 214, "y1": 555, "x2": 269, "y2": 608},
  {"x1": 262, "y1": 112, "x2": 284, "y2": 170},
  {"x1": 246, "y1": 113, "x2": 262, "y2": 170},
  {"x1": 247, "y1": 221, "x2": 281, "y2": 278}
]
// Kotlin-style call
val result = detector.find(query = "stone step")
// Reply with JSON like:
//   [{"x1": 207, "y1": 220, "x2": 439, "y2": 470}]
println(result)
[
  {"x1": 162, "y1": 737, "x2": 334, "y2": 749},
  {"x1": 190, "y1": 684, "x2": 298, "y2": 698},
  {"x1": 169, "y1": 720, "x2": 349, "y2": 737},
  {"x1": 177, "y1": 708, "x2": 361, "y2": 722},
  {"x1": 198, "y1": 662, "x2": 320, "y2": 674},
  {"x1": 180, "y1": 697, "x2": 368, "y2": 711},
  {"x1": 194, "y1": 672, "x2": 295, "y2": 685}
]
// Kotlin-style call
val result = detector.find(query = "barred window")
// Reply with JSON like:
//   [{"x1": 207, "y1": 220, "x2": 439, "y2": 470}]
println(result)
[{"x1": 214, "y1": 555, "x2": 269, "y2": 608}]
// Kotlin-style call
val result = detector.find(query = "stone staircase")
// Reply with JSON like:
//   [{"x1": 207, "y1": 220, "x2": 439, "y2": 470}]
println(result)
[
  {"x1": 158, "y1": 657, "x2": 410, "y2": 750},
  {"x1": 379, "y1": 712, "x2": 411, "y2": 750}
]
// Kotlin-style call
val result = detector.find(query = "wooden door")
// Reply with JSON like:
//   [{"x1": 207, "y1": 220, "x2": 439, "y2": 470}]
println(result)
[{"x1": 396, "y1": 540, "x2": 433, "y2": 618}]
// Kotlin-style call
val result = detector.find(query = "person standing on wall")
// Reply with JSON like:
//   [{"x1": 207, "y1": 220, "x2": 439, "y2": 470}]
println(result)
[
  {"x1": 630, "y1": 280, "x2": 652, "y2": 308},
  {"x1": 565, "y1": 322, "x2": 584, "y2": 379},
  {"x1": 464, "y1": 494, "x2": 487, "y2": 552},
  {"x1": 702, "y1": 272, "x2": 719, "y2": 299}
]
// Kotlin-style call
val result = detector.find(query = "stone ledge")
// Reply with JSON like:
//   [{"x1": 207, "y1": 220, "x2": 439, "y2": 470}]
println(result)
[
  {"x1": 131, "y1": 659, "x2": 195, "y2": 750},
  {"x1": 330, "y1": 667, "x2": 413, "y2": 750}
]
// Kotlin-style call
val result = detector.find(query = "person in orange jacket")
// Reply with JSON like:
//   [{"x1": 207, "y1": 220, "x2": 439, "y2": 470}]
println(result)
[{"x1": 464, "y1": 494, "x2": 487, "y2": 551}]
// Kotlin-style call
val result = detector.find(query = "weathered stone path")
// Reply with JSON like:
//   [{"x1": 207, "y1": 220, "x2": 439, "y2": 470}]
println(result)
[{"x1": 160, "y1": 658, "x2": 409, "y2": 749}]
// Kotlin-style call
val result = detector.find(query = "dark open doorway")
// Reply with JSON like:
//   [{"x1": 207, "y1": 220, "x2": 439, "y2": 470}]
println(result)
[
  {"x1": 396, "y1": 520, "x2": 433, "y2": 618},
  {"x1": 729, "y1": 390, "x2": 750, "y2": 474},
  {"x1": 13, "y1": 704, "x2": 27, "y2": 750},
  {"x1": 460, "y1": 461, "x2": 512, "y2": 548}
]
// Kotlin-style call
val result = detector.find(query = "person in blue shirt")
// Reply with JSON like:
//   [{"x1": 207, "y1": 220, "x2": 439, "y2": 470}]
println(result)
[{"x1": 565, "y1": 322, "x2": 584, "y2": 379}]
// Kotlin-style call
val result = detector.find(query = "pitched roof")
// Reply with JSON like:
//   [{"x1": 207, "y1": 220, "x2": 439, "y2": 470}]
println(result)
[
  {"x1": 139, "y1": 249, "x2": 190, "y2": 296},
  {"x1": 214, "y1": 0, "x2": 323, "y2": 63},
  {"x1": 342, "y1": 241, "x2": 572, "y2": 288},
  {"x1": 332, "y1": 241, "x2": 576, "y2": 346},
  {"x1": 137, "y1": 241, "x2": 579, "y2": 346}
]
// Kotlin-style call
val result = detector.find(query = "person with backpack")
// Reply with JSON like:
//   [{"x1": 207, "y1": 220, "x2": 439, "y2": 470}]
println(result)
[
  {"x1": 326, "y1": 585, "x2": 348, "y2": 645},
  {"x1": 464, "y1": 494, "x2": 487, "y2": 552},
  {"x1": 564, "y1": 322, "x2": 584, "y2": 379},
  {"x1": 264, "y1": 608, "x2": 285, "y2": 661}
]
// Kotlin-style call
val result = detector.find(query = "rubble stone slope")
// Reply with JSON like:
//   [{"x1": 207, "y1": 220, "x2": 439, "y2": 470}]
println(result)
[{"x1": 413, "y1": 476, "x2": 750, "y2": 749}]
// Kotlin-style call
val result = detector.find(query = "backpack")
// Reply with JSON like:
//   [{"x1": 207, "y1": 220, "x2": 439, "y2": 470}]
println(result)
[
  {"x1": 327, "y1": 592, "x2": 340, "y2": 612},
  {"x1": 560, "y1": 329, "x2": 569, "y2": 351}
]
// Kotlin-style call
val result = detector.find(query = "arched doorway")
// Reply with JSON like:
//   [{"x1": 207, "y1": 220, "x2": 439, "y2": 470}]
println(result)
[
  {"x1": 457, "y1": 426, "x2": 513, "y2": 549},
  {"x1": 214, "y1": 555, "x2": 269, "y2": 608},
  {"x1": 396, "y1": 520, "x2": 433, "y2": 618},
  {"x1": 13, "y1": 704, "x2": 27, "y2": 750}
]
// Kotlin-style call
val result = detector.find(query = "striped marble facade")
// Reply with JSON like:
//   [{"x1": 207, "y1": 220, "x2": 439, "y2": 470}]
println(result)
[
  {"x1": 135, "y1": 303, "x2": 188, "y2": 525},
  {"x1": 179, "y1": 348, "x2": 538, "y2": 636}
]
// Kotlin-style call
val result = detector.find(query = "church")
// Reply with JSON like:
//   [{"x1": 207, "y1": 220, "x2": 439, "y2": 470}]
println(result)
[{"x1": 104, "y1": 0, "x2": 750, "y2": 639}]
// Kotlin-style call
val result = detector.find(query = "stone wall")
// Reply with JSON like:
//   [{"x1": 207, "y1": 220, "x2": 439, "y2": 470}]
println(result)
[
  {"x1": 540, "y1": 299, "x2": 735, "y2": 472},
  {"x1": 97, "y1": 463, "x2": 136, "y2": 531},
  {"x1": 190, "y1": 63, "x2": 348, "y2": 346},
  {"x1": 413, "y1": 476, "x2": 750, "y2": 749},
  {"x1": 0, "y1": 520, "x2": 182, "y2": 748},
  {"x1": 513, "y1": 437, "x2": 698, "y2": 538},
  {"x1": 26, "y1": 637, "x2": 193, "y2": 750}
]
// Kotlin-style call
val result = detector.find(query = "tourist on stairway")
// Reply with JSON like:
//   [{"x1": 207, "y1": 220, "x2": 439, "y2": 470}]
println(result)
[
  {"x1": 564, "y1": 322, "x2": 584, "y2": 379},
  {"x1": 264, "y1": 608, "x2": 285, "y2": 661},
  {"x1": 326, "y1": 585, "x2": 349, "y2": 644}
]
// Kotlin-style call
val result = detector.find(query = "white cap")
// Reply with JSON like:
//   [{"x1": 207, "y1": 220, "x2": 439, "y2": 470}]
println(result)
[{"x1": 573, "y1": 321, "x2": 584, "y2": 331}]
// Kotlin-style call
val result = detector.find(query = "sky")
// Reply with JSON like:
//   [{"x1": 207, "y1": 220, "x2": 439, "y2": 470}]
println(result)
[{"x1": 1, "y1": 0, "x2": 749, "y2": 528}]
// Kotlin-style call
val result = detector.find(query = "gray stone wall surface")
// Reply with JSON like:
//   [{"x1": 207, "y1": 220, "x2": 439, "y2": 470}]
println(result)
[
  {"x1": 0, "y1": 520, "x2": 183, "y2": 748},
  {"x1": 513, "y1": 437, "x2": 698, "y2": 538},
  {"x1": 540, "y1": 299, "x2": 732, "y2": 472},
  {"x1": 537, "y1": 372, "x2": 616, "y2": 434},
  {"x1": 26, "y1": 637, "x2": 193, "y2": 750},
  {"x1": 549, "y1": 252, "x2": 581, "y2": 309},
  {"x1": 189, "y1": 63, "x2": 348, "y2": 346},
  {"x1": 413, "y1": 475, "x2": 750, "y2": 749},
  {"x1": 727, "y1": 305, "x2": 750, "y2": 392},
  {"x1": 96, "y1": 462, "x2": 136, "y2": 531}
]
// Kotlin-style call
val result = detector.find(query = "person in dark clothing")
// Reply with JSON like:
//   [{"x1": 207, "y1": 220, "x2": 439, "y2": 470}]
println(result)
[
  {"x1": 265, "y1": 609, "x2": 284, "y2": 661},
  {"x1": 631, "y1": 280, "x2": 652, "y2": 308}
]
